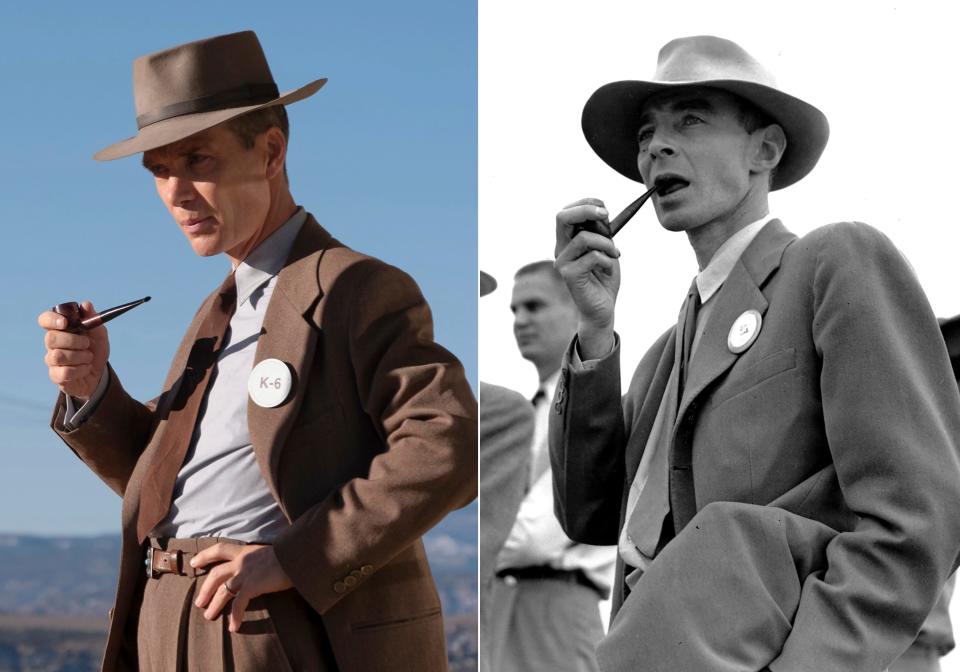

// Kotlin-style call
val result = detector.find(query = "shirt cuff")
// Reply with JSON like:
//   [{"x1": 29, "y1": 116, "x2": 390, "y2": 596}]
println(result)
[
  {"x1": 573, "y1": 333, "x2": 618, "y2": 371},
  {"x1": 63, "y1": 368, "x2": 110, "y2": 431}
]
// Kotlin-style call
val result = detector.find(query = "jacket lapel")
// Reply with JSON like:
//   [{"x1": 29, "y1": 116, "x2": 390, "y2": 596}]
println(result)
[
  {"x1": 247, "y1": 215, "x2": 332, "y2": 505},
  {"x1": 624, "y1": 333, "x2": 677, "y2": 481},
  {"x1": 674, "y1": 219, "x2": 796, "y2": 423},
  {"x1": 122, "y1": 292, "x2": 219, "y2": 529}
]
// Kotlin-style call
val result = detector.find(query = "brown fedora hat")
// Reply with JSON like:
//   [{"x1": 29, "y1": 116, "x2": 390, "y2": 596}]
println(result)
[
  {"x1": 581, "y1": 36, "x2": 829, "y2": 191},
  {"x1": 94, "y1": 30, "x2": 326, "y2": 161}
]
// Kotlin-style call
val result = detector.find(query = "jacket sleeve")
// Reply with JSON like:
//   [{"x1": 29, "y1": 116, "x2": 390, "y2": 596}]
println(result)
[
  {"x1": 272, "y1": 261, "x2": 477, "y2": 615},
  {"x1": 549, "y1": 338, "x2": 627, "y2": 545},
  {"x1": 550, "y1": 326, "x2": 674, "y2": 546},
  {"x1": 51, "y1": 364, "x2": 156, "y2": 497},
  {"x1": 771, "y1": 223, "x2": 960, "y2": 671}
]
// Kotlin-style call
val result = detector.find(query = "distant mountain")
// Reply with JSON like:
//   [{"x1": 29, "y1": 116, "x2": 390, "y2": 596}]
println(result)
[
  {"x1": 0, "y1": 535, "x2": 118, "y2": 619},
  {"x1": 0, "y1": 503, "x2": 478, "y2": 670},
  {"x1": 424, "y1": 501, "x2": 478, "y2": 616},
  {"x1": 0, "y1": 500, "x2": 477, "y2": 617}
]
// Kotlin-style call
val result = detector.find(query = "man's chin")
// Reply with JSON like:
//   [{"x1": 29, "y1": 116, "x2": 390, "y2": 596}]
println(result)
[
  {"x1": 516, "y1": 343, "x2": 541, "y2": 361},
  {"x1": 186, "y1": 236, "x2": 224, "y2": 258},
  {"x1": 655, "y1": 206, "x2": 702, "y2": 233}
]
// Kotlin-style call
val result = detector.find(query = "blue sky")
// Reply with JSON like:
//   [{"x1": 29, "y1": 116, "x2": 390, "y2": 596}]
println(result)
[{"x1": 0, "y1": 1, "x2": 477, "y2": 534}]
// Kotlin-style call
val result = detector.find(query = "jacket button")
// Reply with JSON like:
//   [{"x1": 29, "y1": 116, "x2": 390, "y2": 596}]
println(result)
[
  {"x1": 333, "y1": 581, "x2": 346, "y2": 593},
  {"x1": 350, "y1": 570, "x2": 362, "y2": 579},
  {"x1": 344, "y1": 576, "x2": 358, "y2": 587},
  {"x1": 360, "y1": 564, "x2": 374, "y2": 576}
]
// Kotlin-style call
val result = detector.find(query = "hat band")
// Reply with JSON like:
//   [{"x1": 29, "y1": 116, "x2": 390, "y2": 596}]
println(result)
[{"x1": 136, "y1": 82, "x2": 280, "y2": 129}]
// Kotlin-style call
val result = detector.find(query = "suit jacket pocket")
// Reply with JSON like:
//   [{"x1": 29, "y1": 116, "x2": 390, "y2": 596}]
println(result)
[{"x1": 711, "y1": 348, "x2": 797, "y2": 409}]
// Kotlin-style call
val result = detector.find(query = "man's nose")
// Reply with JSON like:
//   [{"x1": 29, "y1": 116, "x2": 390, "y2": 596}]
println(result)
[
  {"x1": 164, "y1": 175, "x2": 196, "y2": 208},
  {"x1": 638, "y1": 128, "x2": 676, "y2": 180},
  {"x1": 647, "y1": 128, "x2": 676, "y2": 160}
]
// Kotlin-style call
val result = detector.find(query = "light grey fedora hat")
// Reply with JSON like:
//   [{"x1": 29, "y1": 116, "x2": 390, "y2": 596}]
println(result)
[
  {"x1": 581, "y1": 35, "x2": 829, "y2": 190},
  {"x1": 95, "y1": 30, "x2": 326, "y2": 161}
]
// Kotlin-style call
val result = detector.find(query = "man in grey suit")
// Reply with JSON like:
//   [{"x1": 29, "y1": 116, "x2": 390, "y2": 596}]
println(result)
[{"x1": 551, "y1": 35, "x2": 960, "y2": 671}]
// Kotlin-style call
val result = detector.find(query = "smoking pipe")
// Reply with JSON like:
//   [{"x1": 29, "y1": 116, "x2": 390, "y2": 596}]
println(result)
[
  {"x1": 52, "y1": 296, "x2": 151, "y2": 333},
  {"x1": 571, "y1": 183, "x2": 662, "y2": 239}
]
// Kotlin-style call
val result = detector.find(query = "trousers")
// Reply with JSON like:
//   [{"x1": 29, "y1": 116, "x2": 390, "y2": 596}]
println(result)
[{"x1": 137, "y1": 537, "x2": 337, "y2": 672}]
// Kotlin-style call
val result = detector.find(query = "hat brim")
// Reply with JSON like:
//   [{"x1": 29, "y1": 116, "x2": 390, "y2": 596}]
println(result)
[
  {"x1": 93, "y1": 78, "x2": 327, "y2": 161},
  {"x1": 581, "y1": 79, "x2": 829, "y2": 191},
  {"x1": 480, "y1": 271, "x2": 498, "y2": 297}
]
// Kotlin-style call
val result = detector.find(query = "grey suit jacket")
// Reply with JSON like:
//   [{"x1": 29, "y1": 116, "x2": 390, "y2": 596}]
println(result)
[{"x1": 550, "y1": 220, "x2": 960, "y2": 671}]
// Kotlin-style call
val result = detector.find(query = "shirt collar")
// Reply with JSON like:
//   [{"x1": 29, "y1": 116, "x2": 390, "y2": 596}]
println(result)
[
  {"x1": 695, "y1": 215, "x2": 773, "y2": 304},
  {"x1": 234, "y1": 207, "x2": 308, "y2": 307}
]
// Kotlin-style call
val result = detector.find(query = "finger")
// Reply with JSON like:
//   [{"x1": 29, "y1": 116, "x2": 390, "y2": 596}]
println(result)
[
  {"x1": 556, "y1": 203, "x2": 610, "y2": 257},
  {"x1": 45, "y1": 330, "x2": 91, "y2": 351},
  {"x1": 203, "y1": 581, "x2": 236, "y2": 621},
  {"x1": 556, "y1": 203, "x2": 609, "y2": 229},
  {"x1": 191, "y1": 543, "x2": 237, "y2": 570},
  {"x1": 37, "y1": 311, "x2": 71, "y2": 331},
  {"x1": 561, "y1": 197, "x2": 606, "y2": 209},
  {"x1": 45, "y1": 348, "x2": 94, "y2": 367},
  {"x1": 194, "y1": 563, "x2": 232, "y2": 608},
  {"x1": 228, "y1": 592, "x2": 251, "y2": 633},
  {"x1": 562, "y1": 249, "x2": 620, "y2": 282},
  {"x1": 48, "y1": 364, "x2": 93, "y2": 385},
  {"x1": 555, "y1": 230, "x2": 620, "y2": 266},
  {"x1": 560, "y1": 247, "x2": 620, "y2": 285}
]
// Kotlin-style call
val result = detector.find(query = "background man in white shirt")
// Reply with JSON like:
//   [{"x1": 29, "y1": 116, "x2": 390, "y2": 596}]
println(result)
[{"x1": 489, "y1": 260, "x2": 615, "y2": 672}]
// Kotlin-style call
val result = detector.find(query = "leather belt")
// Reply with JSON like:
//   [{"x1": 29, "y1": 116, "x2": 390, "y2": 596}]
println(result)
[
  {"x1": 496, "y1": 565, "x2": 601, "y2": 596},
  {"x1": 145, "y1": 546, "x2": 209, "y2": 579}
]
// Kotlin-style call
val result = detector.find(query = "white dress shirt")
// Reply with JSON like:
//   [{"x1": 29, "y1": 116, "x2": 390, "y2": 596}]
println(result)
[
  {"x1": 497, "y1": 369, "x2": 617, "y2": 594},
  {"x1": 618, "y1": 215, "x2": 773, "y2": 578},
  {"x1": 67, "y1": 209, "x2": 309, "y2": 542}
]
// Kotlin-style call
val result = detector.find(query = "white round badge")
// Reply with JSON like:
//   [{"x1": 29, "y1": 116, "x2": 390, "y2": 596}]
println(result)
[
  {"x1": 727, "y1": 310, "x2": 762, "y2": 354},
  {"x1": 248, "y1": 358, "x2": 293, "y2": 408}
]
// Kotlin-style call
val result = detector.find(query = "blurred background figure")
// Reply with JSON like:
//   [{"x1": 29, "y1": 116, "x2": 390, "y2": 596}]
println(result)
[
  {"x1": 478, "y1": 272, "x2": 535, "y2": 672},
  {"x1": 487, "y1": 261, "x2": 616, "y2": 672}
]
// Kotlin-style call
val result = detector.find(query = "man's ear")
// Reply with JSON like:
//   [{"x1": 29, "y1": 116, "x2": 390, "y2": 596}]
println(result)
[
  {"x1": 263, "y1": 126, "x2": 287, "y2": 180},
  {"x1": 752, "y1": 123, "x2": 787, "y2": 175}
]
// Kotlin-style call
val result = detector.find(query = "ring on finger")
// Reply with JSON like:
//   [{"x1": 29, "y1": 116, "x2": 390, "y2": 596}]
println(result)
[{"x1": 222, "y1": 581, "x2": 239, "y2": 597}]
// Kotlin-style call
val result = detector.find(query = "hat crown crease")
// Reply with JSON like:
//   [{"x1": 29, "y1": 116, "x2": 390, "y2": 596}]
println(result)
[
  {"x1": 580, "y1": 34, "x2": 829, "y2": 191},
  {"x1": 655, "y1": 38, "x2": 777, "y2": 87},
  {"x1": 133, "y1": 31, "x2": 275, "y2": 118}
]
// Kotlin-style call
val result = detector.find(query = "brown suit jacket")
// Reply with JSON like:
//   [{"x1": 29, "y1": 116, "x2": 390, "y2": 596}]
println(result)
[
  {"x1": 52, "y1": 214, "x2": 478, "y2": 672},
  {"x1": 550, "y1": 220, "x2": 960, "y2": 671}
]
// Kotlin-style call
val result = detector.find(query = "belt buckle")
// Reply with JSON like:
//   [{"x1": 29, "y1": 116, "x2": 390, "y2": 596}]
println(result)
[{"x1": 145, "y1": 546, "x2": 156, "y2": 579}]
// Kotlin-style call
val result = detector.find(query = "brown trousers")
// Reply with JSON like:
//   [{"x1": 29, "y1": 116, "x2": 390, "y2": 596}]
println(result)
[{"x1": 138, "y1": 538, "x2": 337, "y2": 672}]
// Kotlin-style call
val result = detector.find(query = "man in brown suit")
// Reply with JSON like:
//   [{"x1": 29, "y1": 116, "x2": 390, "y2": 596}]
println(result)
[
  {"x1": 38, "y1": 31, "x2": 476, "y2": 672},
  {"x1": 551, "y1": 35, "x2": 960, "y2": 671}
]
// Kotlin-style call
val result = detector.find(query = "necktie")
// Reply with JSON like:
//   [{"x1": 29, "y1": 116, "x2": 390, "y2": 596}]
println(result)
[
  {"x1": 136, "y1": 273, "x2": 238, "y2": 542},
  {"x1": 527, "y1": 386, "x2": 550, "y2": 489},
  {"x1": 677, "y1": 283, "x2": 701, "y2": 404},
  {"x1": 624, "y1": 279, "x2": 700, "y2": 562}
]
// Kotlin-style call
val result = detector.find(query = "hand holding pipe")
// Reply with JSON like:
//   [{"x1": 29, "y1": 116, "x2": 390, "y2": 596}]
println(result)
[{"x1": 571, "y1": 184, "x2": 661, "y2": 239}]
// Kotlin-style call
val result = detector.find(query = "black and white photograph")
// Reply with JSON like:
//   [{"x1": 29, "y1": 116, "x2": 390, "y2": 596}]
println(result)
[{"x1": 480, "y1": 1, "x2": 960, "y2": 671}]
